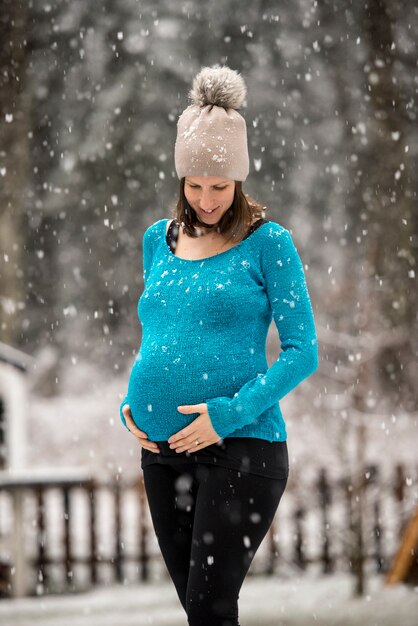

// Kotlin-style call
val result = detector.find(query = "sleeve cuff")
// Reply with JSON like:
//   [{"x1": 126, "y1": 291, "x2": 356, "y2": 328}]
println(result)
[{"x1": 206, "y1": 396, "x2": 246, "y2": 440}]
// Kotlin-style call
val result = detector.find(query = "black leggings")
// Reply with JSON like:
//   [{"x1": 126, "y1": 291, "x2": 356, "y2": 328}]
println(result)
[{"x1": 142, "y1": 462, "x2": 288, "y2": 626}]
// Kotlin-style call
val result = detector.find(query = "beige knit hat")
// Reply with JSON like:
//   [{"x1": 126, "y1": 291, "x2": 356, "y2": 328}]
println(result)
[{"x1": 174, "y1": 66, "x2": 250, "y2": 182}]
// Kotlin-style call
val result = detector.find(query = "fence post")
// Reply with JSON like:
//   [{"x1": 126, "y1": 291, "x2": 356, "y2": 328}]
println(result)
[
  {"x1": 113, "y1": 478, "x2": 123, "y2": 583},
  {"x1": 88, "y1": 479, "x2": 98, "y2": 586},
  {"x1": 35, "y1": 487, "x2": 48, "y2": 593},
  {"x1": 318, "y1": 468, "x2": 333, "y2": 573},
  {"x1": 62, "y1": 486, "x2": 73, "y2": 588},
  {"x1": 11, "y1": 489, "x2": 26, "y2": 598},
  {"x1": 373, "y1": 499, "x2": 384, "y2": 572},
  {"x1": 351, "y1": 464, "x2": 368, "y2": 597},
  {"x1": 364, "y1": 464, "x2": 384, "y2": 573},
  {"x1": 293, "y1": 506, "x2": 306, "y2": 570},
  {"x1": 394, "y1": 464, "x2": 406, "y2": 537}
]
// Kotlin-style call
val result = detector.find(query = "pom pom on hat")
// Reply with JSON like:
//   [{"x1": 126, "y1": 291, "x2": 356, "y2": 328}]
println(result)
[
  {"x1": 188, "y1": 66, "x2": 247, "y2": 110},
  {"x1": 174, "y1": 65, "x2": 250, "y2": 182}
]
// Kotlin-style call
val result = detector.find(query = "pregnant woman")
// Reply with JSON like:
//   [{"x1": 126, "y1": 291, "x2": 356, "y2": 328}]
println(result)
[{"x1": 119, "y1": 65, "x2": 318, "y2": 626}]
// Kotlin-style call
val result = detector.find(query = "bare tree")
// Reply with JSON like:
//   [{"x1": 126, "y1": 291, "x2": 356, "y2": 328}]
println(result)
[{"x1": 0, "y1": 2, "x2": 30, "y2": 344}]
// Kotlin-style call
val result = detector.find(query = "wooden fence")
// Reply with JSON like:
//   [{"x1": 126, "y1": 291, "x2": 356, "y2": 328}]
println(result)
[{"x1": 0, "y1": 462, "x2": 416, "y2": 598}]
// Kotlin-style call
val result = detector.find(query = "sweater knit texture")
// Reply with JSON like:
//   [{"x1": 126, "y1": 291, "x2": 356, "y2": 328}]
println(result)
[{"x1": 120, "y1": 218, "x2": 318, "y2": 442}]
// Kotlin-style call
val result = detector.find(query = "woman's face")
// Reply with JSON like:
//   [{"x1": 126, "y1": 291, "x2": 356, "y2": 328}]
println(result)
[{"x1": 184, "y1": 176, "x2": 235, "y2": 225}]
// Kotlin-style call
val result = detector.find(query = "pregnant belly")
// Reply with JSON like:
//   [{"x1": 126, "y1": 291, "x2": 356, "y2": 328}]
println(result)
[{"x1": 126, "y1": 350, "x2": 266, "y2": 441}]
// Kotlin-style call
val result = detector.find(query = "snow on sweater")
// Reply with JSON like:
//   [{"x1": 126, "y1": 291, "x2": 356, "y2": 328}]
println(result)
[{"x1": 119, "y1": 218, "x2": 318, "y2": 442}]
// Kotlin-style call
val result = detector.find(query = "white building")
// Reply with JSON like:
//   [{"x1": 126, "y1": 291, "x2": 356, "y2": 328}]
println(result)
[{"x1": 0, "y1": 341, "x2": 33, "y2": 472}]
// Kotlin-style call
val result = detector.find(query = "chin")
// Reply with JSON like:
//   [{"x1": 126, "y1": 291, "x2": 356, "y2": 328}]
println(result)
[{"x1": 194, "y1": 212, "x2": 218, "y2": 227}]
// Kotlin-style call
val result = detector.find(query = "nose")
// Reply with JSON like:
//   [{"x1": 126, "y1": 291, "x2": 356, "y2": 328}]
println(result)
[{"x1": 199, "y1": 189, "x2": 216, "y2": 210}]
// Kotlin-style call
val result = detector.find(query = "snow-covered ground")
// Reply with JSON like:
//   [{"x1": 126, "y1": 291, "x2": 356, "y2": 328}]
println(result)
[{"x1": 0, "y1": 572, "x2": 417, "y2": 626}]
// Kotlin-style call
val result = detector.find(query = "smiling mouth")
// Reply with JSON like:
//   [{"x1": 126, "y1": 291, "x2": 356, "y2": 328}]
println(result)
[{"x1": 200, "y1": 207, "x2": 219, "y2": 215}]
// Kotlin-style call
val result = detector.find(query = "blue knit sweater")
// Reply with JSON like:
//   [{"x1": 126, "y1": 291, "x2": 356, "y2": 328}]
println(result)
[{"x1": 120, "y1": 218, "x2": 318, "y2": 443}]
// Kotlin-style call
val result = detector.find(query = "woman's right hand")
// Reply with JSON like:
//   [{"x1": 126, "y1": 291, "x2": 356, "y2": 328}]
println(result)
[{"x1": 122, "y1": 405, "x2": 160, "y2": 453}]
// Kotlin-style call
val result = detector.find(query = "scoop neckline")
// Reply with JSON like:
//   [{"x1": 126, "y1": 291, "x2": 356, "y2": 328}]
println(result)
[{"x1": 163, "y1": 218, "x2": 270, "y2": 263}]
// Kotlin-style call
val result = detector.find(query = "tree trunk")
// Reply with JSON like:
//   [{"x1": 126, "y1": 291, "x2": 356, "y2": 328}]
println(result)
[{"x1": 0, "y1": 1, "x2": 30, "y2": 345}]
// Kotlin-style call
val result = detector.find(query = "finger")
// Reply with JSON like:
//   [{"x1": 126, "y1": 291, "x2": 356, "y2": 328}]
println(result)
[
  {"x1": 133, "y1": 433, "x2": 158, "y2": 448},
  {"x1": 139, "y1": 440, "x2": 160, "y2": 453},
  {"x1": 168, "y1": 427, "x2": 197, "y2": 445},
  {"x1": 186, "y1": 433, "x2": 219, "y2": 452},
  {"x1": 169, "y1": 432, "x2": 198, "y2": 450},
  {"x1": 127, "y1": 422, "x2": 149, "y2": 439},
  {"x1": 175, "y1": 437, "x2": 204, "y2": 454},
  {"x1": 122, "y1": 405, "x2": 132, "y2": 420},
  {"x1": 123, "y1": 409, "x2": 149, "y2": 439},
  {"x1": 187, "y1": 441, "x2": 205, "y2": 453},
  {"x1": 178, "y1": 403, "x2": 207, "y2": 412}
]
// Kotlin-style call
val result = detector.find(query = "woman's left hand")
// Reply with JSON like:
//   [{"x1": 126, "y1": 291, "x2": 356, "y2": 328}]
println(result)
[{"x1": 167, "y1": 403, "x2": 221, "y2": 453}]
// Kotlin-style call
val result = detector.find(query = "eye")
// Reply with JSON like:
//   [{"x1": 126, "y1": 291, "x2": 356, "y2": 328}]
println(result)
[{"x1": 214, "y1": 186, "x2": 227, "y2": 190}]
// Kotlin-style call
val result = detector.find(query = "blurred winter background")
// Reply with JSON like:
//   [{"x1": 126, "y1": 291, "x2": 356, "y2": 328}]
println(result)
[{"x1": 0, "y1": 0, "x2": 417, "y2": 624}]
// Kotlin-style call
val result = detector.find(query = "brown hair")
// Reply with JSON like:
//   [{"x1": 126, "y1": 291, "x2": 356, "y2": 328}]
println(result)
[{"x1": 170, "y1": 178, "x2": 268, "y2": 244}]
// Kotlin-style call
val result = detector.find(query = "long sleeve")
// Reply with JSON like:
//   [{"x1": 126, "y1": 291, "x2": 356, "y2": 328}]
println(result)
[
  {"x1": 205, "y1": 227, "x2": 318, "y2": 440},
  {"x1": 119, "y1": 224, "x2": 156, "y2": 431}
]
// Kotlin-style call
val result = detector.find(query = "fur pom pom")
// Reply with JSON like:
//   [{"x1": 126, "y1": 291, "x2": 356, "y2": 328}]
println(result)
[{"x1": 189, "y1": 66, "x2": 247, "y2": 110}]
